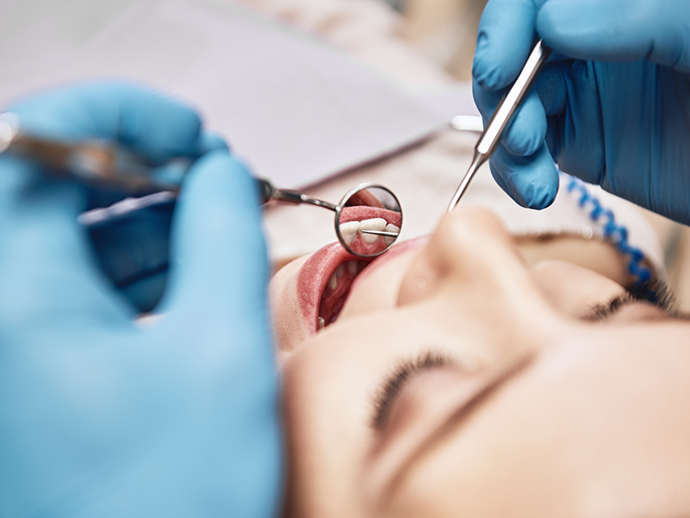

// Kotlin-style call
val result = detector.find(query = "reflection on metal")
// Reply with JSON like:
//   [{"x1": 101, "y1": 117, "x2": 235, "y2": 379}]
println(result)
[
  {"x1": 448, "y1": 39, "x2": 552, "y2": 211},
  {"x1": 263, "y1": 179, "x2": 403, "y2": 258}
]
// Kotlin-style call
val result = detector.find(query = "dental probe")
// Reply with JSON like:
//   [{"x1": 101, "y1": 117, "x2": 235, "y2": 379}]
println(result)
[
  {"x1": 447, "y1": 39, "x2": 552, "y2": 212},
  {"x1": 0, "y1": 113, "x2": 187, "y2": 193},
  {"x1": 1, "y1": 113, "x2": 403, "y2": 256}
]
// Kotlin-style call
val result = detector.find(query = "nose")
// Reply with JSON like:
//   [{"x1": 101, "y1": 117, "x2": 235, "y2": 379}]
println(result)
[
  {"x1": 397, "y1": 206, "x2": 532, "y2": 307},
  {"x1": 398, "y1": 207, "x2": 563, "y2": 361},
  {"x1": 396, "y1": 206, "x2": 560, "y2": 358}
]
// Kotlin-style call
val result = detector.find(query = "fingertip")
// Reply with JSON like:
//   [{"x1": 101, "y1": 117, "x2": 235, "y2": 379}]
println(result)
[
  {"x1": 501, "y1": 91, "x2": 547, "y2": 157},
  {"x1": 510, "y1": 146, "x2": 559, "y2": 209},
  {"x1": 490, "y1": 144, "x2": 559, "y2": 209},
  {"x1": 113, "y1": 84, "x2": 204, "y2": 161},
  {"x1": 490, "y1": 162, "x2": 528, "y2": 207},
  {"x1": 472, "y1": 78, "x2": 503, "y2": 120},
  {"x1": 472, "y1": 34, "x2": 522, "y2": 90},
  {"x1": 180, "y1": 150, "x2": 262, "y2": 225},
  {"x1": 472, "y1": 0, "x2": 538, "y2": 90},
  {"x1": 472, "y1": 33, "x2": 512, "y2": 90}
]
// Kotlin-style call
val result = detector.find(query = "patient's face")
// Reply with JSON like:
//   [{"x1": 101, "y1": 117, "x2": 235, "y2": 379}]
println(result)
[{"x1": 271, "y1": 207, "x2": 690, "y2": 518}]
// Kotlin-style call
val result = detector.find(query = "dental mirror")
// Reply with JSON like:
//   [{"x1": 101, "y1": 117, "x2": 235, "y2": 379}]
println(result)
[
  {"x1": 0, "y1": 119, "x2": 404, "y2": 258},
  {"x1": 260, "y1": 179, "x2": 402, "y2": 258},
  {"x1": 335, "y1": 184, "x2": 402, "y2": 258}
]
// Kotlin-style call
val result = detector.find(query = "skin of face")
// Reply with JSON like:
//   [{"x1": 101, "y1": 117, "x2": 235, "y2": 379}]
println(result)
[{"x1": 271, "y1": 206, "x2": 690, "y2": 518}]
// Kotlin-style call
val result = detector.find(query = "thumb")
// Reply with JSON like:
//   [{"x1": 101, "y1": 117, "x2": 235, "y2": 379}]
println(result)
[
  {"x1": 538, "y1": 0, "x2": 690, "y2": 72},
  {"x1": 159, "y1": 150, "x2": 269, "y2": 327}
]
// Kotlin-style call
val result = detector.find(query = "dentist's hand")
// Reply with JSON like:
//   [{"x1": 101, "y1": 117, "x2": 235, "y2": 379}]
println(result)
[
  {"x1": 0, "y1": 83, "x2": 282, "y2": 517},
  {"x1": 472, "y1": 0, "x2": 690, "y2": 224}
]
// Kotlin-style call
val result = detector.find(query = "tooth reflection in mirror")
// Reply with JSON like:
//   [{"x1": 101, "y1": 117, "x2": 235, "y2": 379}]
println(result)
[{"x1": 335, "y1": 184, "x2": 402, "y2": 258}]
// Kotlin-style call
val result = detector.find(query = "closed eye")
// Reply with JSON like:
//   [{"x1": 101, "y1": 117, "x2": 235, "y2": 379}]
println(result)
[
  {"x1": 371, "y1": 351, "x2": 454, "y2": 430},
  {"x1": 581, "y1": 292, "x2": 637, "y2": 321},
  {"x1": 582, "y1": 279, "x2": 684, "y2": 322}
]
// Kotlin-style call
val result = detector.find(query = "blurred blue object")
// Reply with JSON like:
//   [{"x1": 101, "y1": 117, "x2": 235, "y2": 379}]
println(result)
[
  {"x1": 0, "y1": 82, "x2": 282, "y2": 517},
  {"x1": 86, "y1": 193, "x2": 176, "y2": 312},
  {"x1": 472, "y1": 0, "x2": 690, "y2": 224}
]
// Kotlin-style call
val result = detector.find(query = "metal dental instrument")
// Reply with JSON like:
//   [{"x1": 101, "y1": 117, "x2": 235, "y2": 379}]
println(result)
[
  {"x1": 447, "y1": 39, "x2": 552, "y2": 212},
  {"x1": 79, "y1": 180, "x2": 403, "y2": 258},
  {"x1": 258, "y1": 180, "x2": 403, "y2": 258},
  {"x1": 0, "y1": 112, "x2": 188, "y2": 193},
  {"x1": 0, "y1": 113, "x2": 403, "y2": 258}
]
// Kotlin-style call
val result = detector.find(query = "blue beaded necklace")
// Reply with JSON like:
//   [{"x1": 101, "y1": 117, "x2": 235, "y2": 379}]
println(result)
[{"x1": 563, "y1": 173, "x2": 657, "y2": 302}]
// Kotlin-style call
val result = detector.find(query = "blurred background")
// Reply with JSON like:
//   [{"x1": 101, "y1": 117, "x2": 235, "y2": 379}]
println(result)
[{"x1": 385, "y1": 0, "x2": 487, "y2": 80}]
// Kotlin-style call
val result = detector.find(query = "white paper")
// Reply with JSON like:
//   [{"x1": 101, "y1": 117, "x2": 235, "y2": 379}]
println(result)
[{"x1": 0, "y1": 0, "x2": 450, "y2": 187}]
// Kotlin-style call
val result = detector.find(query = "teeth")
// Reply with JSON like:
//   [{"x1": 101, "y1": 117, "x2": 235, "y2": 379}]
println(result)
[
  {"x1": 383, "y1": 223, "x2": 400, "y2": 245},
  {"x1": 339, "y1": 221, "x2": 359, "y2": 246},
  {"x1": 347, "y1": 260, "x2": 358, "y2": 277},
  {"x1": 327, "y1": 271, "x2": 338, "y2": 291},
  {"x1": 318, "y1": 316, "x2": 325, "y2": 330},
  {"x1": 359, "y1": 218, "x2": 387, "y2": 244},
  {"x1": 340, "y1": 219, "x2": 399, "y2": 246},
  {"x1": 336, "y1": 264, "x2": 345, "y2": 279}
]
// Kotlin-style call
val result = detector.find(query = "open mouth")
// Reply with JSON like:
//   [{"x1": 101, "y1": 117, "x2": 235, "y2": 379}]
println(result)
[
  {"x1": 297, "y1": 205, "x2": 403, "y2": 333},
  {"x1": 296, "y1": 241, "x2": 376, "y2": 333},
  {"x1": 338, "y1": 207, "x2": 402, "y2": 256},
  {"x1": 294, "y1": 236, "x2": 428, "y2": 335},
  {"x1": 318, "y1": 258, "x2": 370, "y2": 329}
]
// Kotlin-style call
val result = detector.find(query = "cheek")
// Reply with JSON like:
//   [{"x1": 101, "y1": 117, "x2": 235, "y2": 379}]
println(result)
[
  {"x1": 338, "y1": 250, "x2": 419, "y2": 320},
  {"x1": 397, "y1": 260, "x2": 443, "y2": 307},
  {"x1": 270, "y1": 256, "x2": 311, "y2": 353}
]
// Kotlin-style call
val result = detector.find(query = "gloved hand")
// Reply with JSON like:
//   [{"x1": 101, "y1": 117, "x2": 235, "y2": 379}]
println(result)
[
  {"x1": 472, "y1": 0, "x2": 690, "y2": 224},
  {"x1": 0, "y1": 82, "x2": 282, "y2": 517},
  {"x1": 7, "y1": 83, "x2": 229, "y2": 313}
]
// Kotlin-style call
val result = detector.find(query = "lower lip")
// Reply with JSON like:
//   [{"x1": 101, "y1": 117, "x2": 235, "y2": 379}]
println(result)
[
  {"x1": 296, "y1": 243, "x2": 371, "y2": 332},
  {"x1": 295, "y1": 237, "x2": 429, "y2": 332}
]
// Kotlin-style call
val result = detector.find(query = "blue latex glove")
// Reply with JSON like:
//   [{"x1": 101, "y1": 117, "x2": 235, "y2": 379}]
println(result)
[
  {"x1": 0, "y1": 82, "x2": 282, "y2": 517},
  {"x1": 8, "y1": 84, "x2": 229, "y2": 313},
  {"x1": 86, "y1": 195, "x2": 177, "y2": 313},
  {"x1": 472, "y1": 0, "x2": 690, "y2": 224}
]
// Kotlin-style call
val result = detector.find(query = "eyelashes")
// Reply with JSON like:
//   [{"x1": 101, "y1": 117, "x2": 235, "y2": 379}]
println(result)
[
  {"x1": 631, "y1": 277, "x2": 676, "y2": 310},
  {"x1": 582, "y1": 292, "x2": 636, "y2": 321},
  {"x1": 371, "y1": 281, "x2": 682, "y2": 430},
  {"x1": 583, "y1": 279, "x2": 679, "y2": 322},
  {"x1": 371, "y1": 351, "x2": 454, "y2": 430}
]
